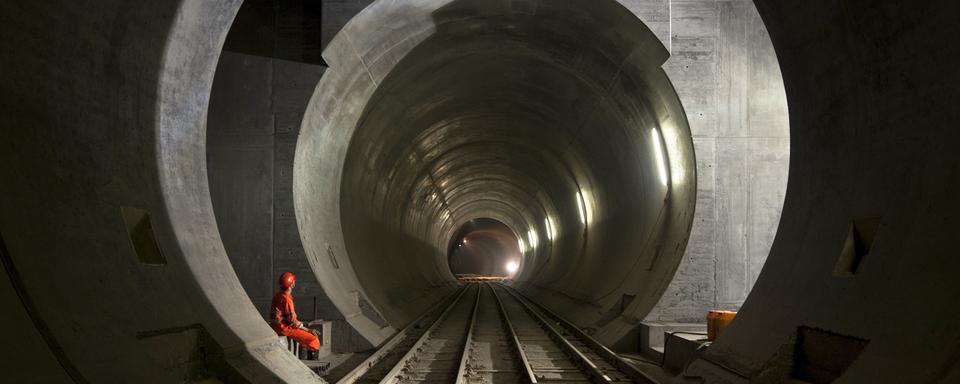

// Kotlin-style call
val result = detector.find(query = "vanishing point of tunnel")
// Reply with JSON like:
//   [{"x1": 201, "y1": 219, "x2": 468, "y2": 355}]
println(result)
[{"x1": 2, "y1": 0, "x2": 959, "y2": 383}]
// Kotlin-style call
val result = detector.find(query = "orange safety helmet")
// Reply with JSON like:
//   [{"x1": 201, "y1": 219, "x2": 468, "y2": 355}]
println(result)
[{"x1": 279, "y1": 272, "x2": 296, "y2": 290}]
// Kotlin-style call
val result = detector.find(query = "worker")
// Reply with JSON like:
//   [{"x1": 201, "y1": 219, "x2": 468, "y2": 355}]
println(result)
[{"x1": 270, "y1": 272, "x2": 321, "y2": 357}]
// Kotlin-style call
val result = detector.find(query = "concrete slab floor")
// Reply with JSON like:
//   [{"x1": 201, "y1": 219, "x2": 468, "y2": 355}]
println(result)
[
  {"x1": 621, "y1": 354, "x2": 679, "y2": 383},
  {"x1": 318, "y1": 352, "x2": 373, "y2": 383}
]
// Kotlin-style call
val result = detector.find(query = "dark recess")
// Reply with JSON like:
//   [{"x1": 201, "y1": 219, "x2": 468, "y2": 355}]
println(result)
[
  {"x1": 120, "y1": 206, "x2": 167, "y2": 266},
  {"x1": 792, "y1": 326, "x2": 869, "y2": 383},
  {"x1": 223, "y1": 0, "x2": 327, "y2": 66},
  {"x1": 834, "y1": 218, "x2": 880, "y2": 277}
]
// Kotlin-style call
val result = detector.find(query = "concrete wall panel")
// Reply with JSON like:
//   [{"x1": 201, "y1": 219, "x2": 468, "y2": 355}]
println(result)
[
  {"x1": 685, "y1": 1, "x2": 960, "y2": 382},
  {"x1": 642, "y1": 0, "x2": 790, "y2": 324}
]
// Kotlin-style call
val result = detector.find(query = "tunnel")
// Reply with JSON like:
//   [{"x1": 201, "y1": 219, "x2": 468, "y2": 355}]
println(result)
[
  {"x1": 2, "y1": 0, "x2": 959, "y2": 383},
  {"x1": 296, "y1": 0, "x2": 697, "y2": 348},
  {"x1": 446, "y1": 218, "x2": 521, "y2": 278}
]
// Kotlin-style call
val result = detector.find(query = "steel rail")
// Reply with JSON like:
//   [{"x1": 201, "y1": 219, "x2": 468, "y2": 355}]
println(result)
[
  {"x1": 502, "y1": 284, "x2": 660, "y2": 384},
  {"x1": 454, "y1": 283, "x2": 483, "y2": 383},
  {"x1": 337, "y1": 285, "x2": 467, "y2": 384},
  {"x1": 378, "y1": 283, "x2": 476, "y2": 384},
  {"x1": 488, "y1": 283, "x2": 540, "y2": 383},
  {"x1": 498, "y1": 283, "x2": 616, "y2": 384}
]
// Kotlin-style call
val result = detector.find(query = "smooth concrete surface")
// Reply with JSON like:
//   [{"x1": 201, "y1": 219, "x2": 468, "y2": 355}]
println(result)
[
  {"x1": 211, "y1": 0, "x2": 790, "y2": 354},
  {"x1": 662, "y1": 332, "x2": 710, "y2": 374},
  {"x1": 207, "y1": 51, "x2": 344, "y2": 324},
  {"x1": 640, "y1": 323, "x2": 708, "y2": 361},
  {"x1": 295, "y1": 0, "x2": 697, "y2": 348},
  {"x1": 2, "y1": 0, "x2": 959, "y2": 383},
  {"x1": 0, "y1": 1, "x2": 319, "y2": 383},
  {"x1": 682, "y1": 1, "x2": 960, "y2": 383},
  {"x1": 627, "y1": 0, "x2": 790, "y2": 325},
  {"x1": 293, "y1": 0, "x2": 788, "y2": 351}
]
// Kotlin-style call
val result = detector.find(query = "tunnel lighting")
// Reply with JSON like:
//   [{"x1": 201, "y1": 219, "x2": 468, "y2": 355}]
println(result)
[
  {"x1": 527, "y1": 228, "x2": 538, "y2": 249},
  {"x1": 576, "y1": 191, "x2": 587, "y2": 225},
  {"x1": 518, "y1": 238, "x2": 526, "y2": 253},
  {"x1": 651, "y1": 128, "x2": 669, "y2": 187},
  {"x1": 661, "y1": 126, "x2": 685, "y2": 186},
  {"x1": 506, "y1": 261, "x2": 519, "y2": 274},
  {"x1": 545, "y1": 217, "x2": 555, "y2": 241}
]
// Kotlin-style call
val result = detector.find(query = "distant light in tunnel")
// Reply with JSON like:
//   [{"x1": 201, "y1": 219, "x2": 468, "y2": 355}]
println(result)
[
  {"x1": 651, "y1": 128, "x2": 670, "y2": 187},
  {"x1": 527, "y1": 228, "x2": 538, "y2": 249},
  {"x1": 506, "y1": 261, "x2": 519, "y2": 274},
  {"x1": 545, "y1": 217, "x2": 555, "y2": 241},
  {"x1": 576, "y1": 191, "x2": 587, "y2": 225}
]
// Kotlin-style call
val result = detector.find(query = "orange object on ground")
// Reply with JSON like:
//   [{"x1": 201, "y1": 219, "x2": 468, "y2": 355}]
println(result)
[
  {"x1": 707, "y1": 310, "x2": 737, "y2": 341},
  {"x1": 270, "y1": 291, "x2": 320, "y2": 350}
]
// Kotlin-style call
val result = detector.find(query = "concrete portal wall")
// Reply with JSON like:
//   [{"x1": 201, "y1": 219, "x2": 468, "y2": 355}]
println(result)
[
  {"x1": 207, "y1": 51, "x2": 344, "y2": 323},
  {"x1": 687, "y1": 1, "x2": 960, "y2": 382},
  {"x1": 321, "y1": 0, "x2": 376, "y2": 50},
  {"x1": 300, "y1": 0, "x2": 786, "y2": 340},
  {"x1": 0, "y1": 1, "x2": 318, "y2": 382},
  {"x1": 621, "y1": 0, "x2": 790, "y2": 324}
]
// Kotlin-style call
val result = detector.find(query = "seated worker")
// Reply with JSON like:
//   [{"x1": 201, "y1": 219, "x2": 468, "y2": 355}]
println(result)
[{"x1": 270, "y1": 272, "x2": 320, "y2": 357}]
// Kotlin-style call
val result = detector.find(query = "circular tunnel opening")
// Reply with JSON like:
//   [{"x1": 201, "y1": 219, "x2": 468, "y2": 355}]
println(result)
[
  {"x1": 447, "y1": 218, "x2": 521, "y2": 279},
  {"x1": 297, "y1": 0, "x2": 698, "y2": 346}
]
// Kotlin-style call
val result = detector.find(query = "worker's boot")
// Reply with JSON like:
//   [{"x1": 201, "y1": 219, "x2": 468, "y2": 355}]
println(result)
[{"x1": 307, "y1": 349, "x2": 318, "y2": 360}]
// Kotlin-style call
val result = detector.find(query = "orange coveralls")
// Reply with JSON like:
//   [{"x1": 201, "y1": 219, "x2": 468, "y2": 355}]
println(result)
[{"x1": 270, "y1": 292, "x2": 320, "y2": 351}]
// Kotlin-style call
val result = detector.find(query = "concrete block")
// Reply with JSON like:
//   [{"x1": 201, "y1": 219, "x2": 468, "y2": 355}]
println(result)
[
  {"x1": 639, "y1": 322, "x2": 707, "y2": 361},
  {"x1": 662, "y1": 331, "x2": 710, "y2": 373}
]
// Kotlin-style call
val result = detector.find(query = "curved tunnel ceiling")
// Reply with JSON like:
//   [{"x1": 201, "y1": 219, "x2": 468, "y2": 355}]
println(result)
[{"x1": 296, "y1": 0, "x2": 696, "y2": 346}]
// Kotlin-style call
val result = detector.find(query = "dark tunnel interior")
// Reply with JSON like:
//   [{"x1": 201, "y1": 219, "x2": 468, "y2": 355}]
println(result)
[
  {"x1": 2, "y1": 0, "x2": 960, "y2": 383},
  {"x1": 446, "y1": 218, "x2": 520, "y2": 277}
]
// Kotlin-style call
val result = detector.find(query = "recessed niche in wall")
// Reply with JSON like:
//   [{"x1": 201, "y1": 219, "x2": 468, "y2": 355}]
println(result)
[
  {"x1": 833, "y1": 218, "x2": 880, "y2": 277},
  {"x1": 120, "y1": 206, "x2": 166, "y2": 266},
  {"x1": 791, "y1": 326, "x2": 869, "y2": 383}
]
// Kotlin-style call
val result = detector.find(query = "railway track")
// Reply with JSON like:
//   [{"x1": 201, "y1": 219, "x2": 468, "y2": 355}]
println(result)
[
  {"x1": 339, "y1": 283, "x2": 657, "y2": 384},
  {"x1": 338, "y1": 285, "x2": 472, "y2": 384}
]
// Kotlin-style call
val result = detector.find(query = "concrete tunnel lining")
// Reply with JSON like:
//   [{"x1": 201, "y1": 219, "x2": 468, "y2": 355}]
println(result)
[
  {"x1": 295, "y1": 0, "x2": 697, "y2": 347},
  {"x1": 23, "y1": 0, "x2": 960, "y2": 382},
  {"x1": 144, "y1": 2, "x2": 322, "y2": 382},
  {"x1": 0, "y1": 0, "x2": 790, "y2": 382},
  {"x1": 0, "y1": 1, "x2": 319, "y2": 382}
]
